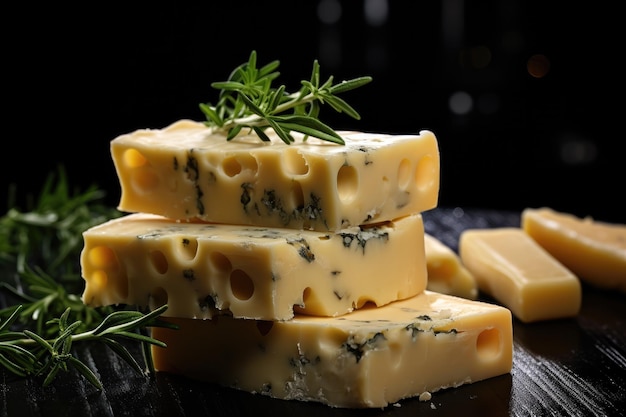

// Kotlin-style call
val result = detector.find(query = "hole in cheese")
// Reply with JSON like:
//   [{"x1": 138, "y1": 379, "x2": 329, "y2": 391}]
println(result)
[
  {"x1": 397, "y1": 158, "x2": 412, "y2": 190},
  {"x1": 88, "y1": 246, "x2": 118, "y2": 269},
  {"x1": 86, "y1": 246, "x2": 128, "y2": 299},
  {"x1": 149, "y1": 287, "x2": 168, "y2": 310},
  {"x1": 301, "y1": 286, "x2": 311, "y2": 302},
  {"x1": 222, "y1": 156, "x2": 242, "y2": 177},
  {"x1": 337, "y1": 165, "x2": 358, "y2": 204},
  {"x1": 150, "y1": 250, "x2": 169, "y2": 274},
  {"x1": 230, "y1": 269, "x2": 254, "y2": 300},
  {"x1": 476, "y1": 327, "x2": 502, "y2": 361},
  {"x1": 283, "y1": 148, "x2": 309, "y2": 175},
  {"x1": 355, "y1": 299, "x2": 377, "y2": 310},
  {"x1": 294, "y1": 287, "x2": 330, "y2": 315},
  {"x1": 415, "y1": 154, "x2": 436, "y2": 191},
  {"x1": 221, "y1": 154, "x2": 258, "y2": 177},
  {"x1": 123, "y1": 149, "x2": 160, "y2": 193},
  {"x1": 240, "y1": 154, "x2": 259, "y2": 174},
  {"x1": 123, "y1": 148, "x2": 148, "y2": 168},
  {"x1": 210, "y1": 252, "x2": 232, "y2": 273},
  {"x1": 293, "y1": 287, "x2": 312, "y2": 314},
  {"x1": 90, "y1": 270, "x2": 108, "y2": 292}
]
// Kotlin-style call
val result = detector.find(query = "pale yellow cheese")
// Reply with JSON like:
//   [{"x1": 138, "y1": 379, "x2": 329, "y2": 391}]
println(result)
[
  {"x1": 459, "y1": 228, "x2": 581, "y2": 323},
  {"x1": 151, "y1": 290, "x2": 513, "y2": 408},
  {"x1": 424, "y1": 233, "x2": 477, "y2": 299},
  {"x1": 110, "y1": 119, "x2": 440, "y2": 231},
  {"x1": 80, "y1": 212, "x2": 427, "y2": 320},
  {"x1": 522, "y1": 207, "x2": 626, "y2": 293}
]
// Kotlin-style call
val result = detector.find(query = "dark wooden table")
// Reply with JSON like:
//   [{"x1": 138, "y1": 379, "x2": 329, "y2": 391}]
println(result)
[{"x1": 2, "y1": 208, "x2": 625, "y2": 416}]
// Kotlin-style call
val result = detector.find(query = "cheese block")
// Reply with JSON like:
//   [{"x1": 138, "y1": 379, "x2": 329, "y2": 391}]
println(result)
[
  {"x1": 522, "y1": 207, "x2": 626, "y2": 293},
  {"x1": 424, "y1": 233, "x2": 478, "y2": 299},
  {"x1": 110, "y1": 119, "x2": 440, "y2": 231},
  {"x1": 459, "y1": 228, "x2": 581, "y2": 323},
  {"x1": 80, "y1": 212, "x2": 427, "y2": 320},
  {"x1": 151, "y1": 290, "x2": 513, "y2": 408}
]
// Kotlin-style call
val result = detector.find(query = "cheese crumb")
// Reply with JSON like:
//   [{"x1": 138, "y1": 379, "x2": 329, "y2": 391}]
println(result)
[{"x1": 419, "y1": 391, "x2": 432, "y2": 402}]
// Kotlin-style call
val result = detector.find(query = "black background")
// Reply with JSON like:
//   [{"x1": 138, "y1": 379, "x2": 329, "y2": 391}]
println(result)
[{"x1": 3, "y1": 1, "x2": 623, "y2": 223}]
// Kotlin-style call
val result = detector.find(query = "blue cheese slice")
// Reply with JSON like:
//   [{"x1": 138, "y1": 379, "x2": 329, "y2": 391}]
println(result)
[
  {"x1": 80, "y1": 212, "x2": 427, "y2": 320},
  {"x1": 151, "y1": 290, "x2": 513, "y2": 408},
  {"x1": 110, "y1": 119, "x2": 440, "y2": 231}
]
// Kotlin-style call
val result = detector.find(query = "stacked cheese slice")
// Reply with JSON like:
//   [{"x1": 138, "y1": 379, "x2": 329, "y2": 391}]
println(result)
[{"x1": 80, "y1": 119, "x2": 513, "y2": 408}]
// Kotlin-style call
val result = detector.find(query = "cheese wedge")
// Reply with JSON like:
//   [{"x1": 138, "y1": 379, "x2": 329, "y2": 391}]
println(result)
[
  {"x1": 151, "y1": 290, "x2": 513, "y2": 408},
  {"x1": 522, "y1": 207, "x2": 626, "y2": 293},
  {"x1": 80, "y1": 213, "x2": 427, "y2": 320},
  {"x1": 110, "y1": 119, "x2": 440, "y2": 231},
  {"x1": 424, "y1": 233, "x2": 478, "y2": 299},
  {"x1": 459, "y1": 228, "x2": 581, "y2": 322}
]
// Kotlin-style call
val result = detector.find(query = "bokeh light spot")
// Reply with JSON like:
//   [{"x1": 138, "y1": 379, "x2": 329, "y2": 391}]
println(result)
[
  {"x1": 449, "y1": 91, "x2": 473, "y2": 115},
  {"x1": 527, "y1": 54, "x2": 551, "y2": 78},
  {"x1": 318, "y1": 0, "x2": 342, "y2": 25},
  {"x1": 559, "y1": 134, "x2": 597, "y2": 165},
  {"x1": 364, "y1": 0, "x2": 389, "y2": 27}
]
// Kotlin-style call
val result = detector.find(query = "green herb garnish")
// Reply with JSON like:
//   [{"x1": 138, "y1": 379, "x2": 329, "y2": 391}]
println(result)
[
  {"x1": 199, "y1": 50, "x2": 372, "y2": 145},
  {"x1": 0, "y1": 167, "x2": 175, "y2": 388},
  {"x1": 0, "y1": 304, "x2": 174, "y2": 389}
]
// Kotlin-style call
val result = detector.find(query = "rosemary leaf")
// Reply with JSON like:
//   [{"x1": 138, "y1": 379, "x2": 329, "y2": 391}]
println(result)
[
  {"x1": 68, "y1": 355, "x2": 103, "y2": 390},
  {"x1": 0, "y1": 352, "x2": 31, "y2": 377},
  {"x1": 272, "y1": 115, "x2": 344, "y2": 144},
  {"x1": 100, "y1": 337, "x2": 145, "y2": 375}
]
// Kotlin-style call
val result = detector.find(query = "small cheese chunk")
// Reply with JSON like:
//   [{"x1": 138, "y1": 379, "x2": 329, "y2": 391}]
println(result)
[
  {"x1": 522, "y1": 207, "x2": 626, "y2": 293},
  {"x1": 80, "y1": 213, "x2": 427, "y2": 320},
  {"x1": 151, "y1": 291, "x2": 513, "y2": 408},
  {"x1": 110, "y1": 119, "x2": 440, "y2": 231},
  {"x1": 459, "y1": 228, "x2": 581, "y2": 323},
  {"x1": 424, "y1": 233, "x2": 477, "y2": 299}
]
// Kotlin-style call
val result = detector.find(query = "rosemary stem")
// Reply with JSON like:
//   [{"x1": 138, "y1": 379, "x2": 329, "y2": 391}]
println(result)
[
  {"x1": 207, "y1": 92, "x2": 320, "y2": 134},
  {"x1": 2, "y1": 331, "x2": 98, "y2": 348}
]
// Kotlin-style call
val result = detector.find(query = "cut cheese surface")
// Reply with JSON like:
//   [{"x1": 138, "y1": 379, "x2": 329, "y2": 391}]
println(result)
[
  {"x1": 424, "y1": 233, "x2": 477, "y2": 299},
  {"x1": 459, "y1": 228, "x2": 581, "y2": 323},
  {"x1": 522, "y1": 207, "x2": 626, "y2": 293},
  {"x1": 80, "y1": 213, "x2": 427, "y2": 320},
  {"x1": 110, "y1": 119, "x2": 440, "y2": 231},
  {"x1": 151, "y1": 290, "x2": 513, "y2": 409}
]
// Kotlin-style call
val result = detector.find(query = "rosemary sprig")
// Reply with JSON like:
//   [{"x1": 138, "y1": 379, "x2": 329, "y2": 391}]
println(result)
[
  {"x1": 1, "y1": 166, "x2": 120, "y2": 278},
  {"x1": 199, "y1": 50, "x2": 372, "y2": 145},
  {"x1": 0, "y1": 167, "x2": 121, "y2": 334},
  {"x1": 0, "y1": 167, "x2": 174, "y2": 389},
  {"x1": 0, "y1": 304, "x2": 176, "y2": 389}
]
